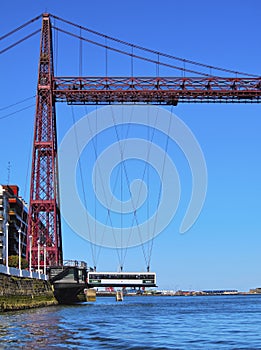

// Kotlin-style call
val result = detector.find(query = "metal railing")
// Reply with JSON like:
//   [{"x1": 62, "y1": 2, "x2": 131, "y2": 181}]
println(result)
[
  {"x1": 0, "y1": 263, "x2": 47, "y2": 280},
  {"x1": 63, "y1": 260, "x2": 87, "y2": 268}
]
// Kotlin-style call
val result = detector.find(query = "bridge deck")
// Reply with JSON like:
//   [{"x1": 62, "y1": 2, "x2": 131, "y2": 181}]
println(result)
[{"x1": 53, "y1": 76, "x2": 261, "y2": 104}]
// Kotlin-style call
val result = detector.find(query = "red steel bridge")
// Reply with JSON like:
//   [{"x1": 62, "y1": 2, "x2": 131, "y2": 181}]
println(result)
[{"x1": 1, "y1": 13, "x2": 261, "y2": 269}]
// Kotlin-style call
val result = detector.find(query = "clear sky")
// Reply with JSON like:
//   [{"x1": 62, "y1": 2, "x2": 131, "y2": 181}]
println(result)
[{"x1": 1, "y1": 0, "x2": 261, "y2": 291}]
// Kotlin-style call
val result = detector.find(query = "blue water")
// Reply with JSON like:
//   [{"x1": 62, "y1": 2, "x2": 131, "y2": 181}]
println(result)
[{"x1": 1, "y1": 295, "x2": 261, "y2": 349}]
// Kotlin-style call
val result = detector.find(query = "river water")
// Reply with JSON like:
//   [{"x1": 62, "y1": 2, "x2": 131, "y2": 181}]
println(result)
[{"x1": 1, "y1": 295, "x2": 261, "y2": 349}]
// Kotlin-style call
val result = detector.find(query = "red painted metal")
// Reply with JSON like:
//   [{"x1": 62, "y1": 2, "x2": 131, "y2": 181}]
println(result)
[
  {"x1": 53, "y1": 76, "x2": 261, "y2": 105},
  {"x1": 27, "y1": 13, "x2": 261, "y2": 268},
  {"x1": 27, "y1": 14, "x2": 62, "y2": 268}
]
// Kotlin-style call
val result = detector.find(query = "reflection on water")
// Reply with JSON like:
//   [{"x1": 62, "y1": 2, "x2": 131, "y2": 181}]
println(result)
[
  {"x1": 0, "y1": 307, "x2": 63, "y2": 348},
  {"x1": 1, "y1": 295, "x2": 261, "y2": 349}
]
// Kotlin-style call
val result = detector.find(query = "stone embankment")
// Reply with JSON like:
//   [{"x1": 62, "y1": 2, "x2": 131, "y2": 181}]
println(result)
[{"x1": 0, "y1": 273, "x2": 58, "y2": 311}]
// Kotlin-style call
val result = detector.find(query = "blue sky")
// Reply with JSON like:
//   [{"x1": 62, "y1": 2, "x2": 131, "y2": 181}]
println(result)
[{"x1": 1, "y1": 0, "x2": 261, "y2": 291}]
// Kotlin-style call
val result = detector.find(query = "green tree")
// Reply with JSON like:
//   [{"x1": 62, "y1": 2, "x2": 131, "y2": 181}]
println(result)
[{"x1": 8, "y1": 255, "x2": 28, "y2": 269}]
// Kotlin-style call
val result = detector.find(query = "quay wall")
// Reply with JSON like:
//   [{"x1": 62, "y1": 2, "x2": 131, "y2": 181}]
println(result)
[{"x1": 0, "y1": 273, "x2": 58, "y2": 311}]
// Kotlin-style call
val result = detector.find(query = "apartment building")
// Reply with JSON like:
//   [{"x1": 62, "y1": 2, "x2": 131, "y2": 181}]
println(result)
[{"x1": 0, "y1": 185, "x2": 28, "y2": 264}]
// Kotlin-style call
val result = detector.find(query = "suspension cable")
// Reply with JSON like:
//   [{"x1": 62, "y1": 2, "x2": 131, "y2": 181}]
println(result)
[
  {"x1": 148, "y1": 106, "x2": 173, "y2": 269},
  {"x1": 0, "y1": 29, "x2": 41, "y2": 55},
  {"x1": 79, "y1": 27, "x2": 83, "y2": 76},
  {"x1": 105, "y1": 37, "x2": 108, "y2": 77},
  {"x1": 131, "y1": 45, "x2": 134, "y2": 77},
  {"x1": 123, "y1": 106, "x2": 160, "y2": 271},
  {"x1": 70, "y1": 106, "x2": 95, "y2": 265},
  {"x1": 96, "y1": 105, "x2": 136, "y2": 270},
  {"x1": 50, "y1": 13, "x2": 258, "y2": 77},
  {"x1": 0, "y1": 104, "x2": 35, "y2": 120},
  {"x1": 85, "y1": 104, "x2": 143, "y2": 270},
  {"x1": 1, "y1": 13, "x2": 257, "y2": 77},
  {"x1": 82, "y1": 105, "x2": 122, "y2": 268},
  {"x1": 52, "y1": 26, "x2": 211, "y2": 77},
  {"x1": 0, "y1": 95, "x2": 36, "y2": 112},
  {"x1": 0, "y1": 14, "x2": 41, "y2": 41},
  {"x1": 146, "y1": 108, "x2": 150, "y2": 269},
  {"x1": 110, "y1": 106, "x2": 152, "y2": 269}
]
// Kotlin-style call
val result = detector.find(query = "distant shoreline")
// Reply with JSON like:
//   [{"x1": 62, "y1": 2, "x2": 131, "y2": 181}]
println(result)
[{"x1": 96, "y1": 290, "x2": 261, "y2": 297}]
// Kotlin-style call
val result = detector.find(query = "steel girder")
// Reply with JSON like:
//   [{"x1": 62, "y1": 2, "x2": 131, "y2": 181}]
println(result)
[{"x1": 53, "y1": 76, "x2": 261, "y2": 104}]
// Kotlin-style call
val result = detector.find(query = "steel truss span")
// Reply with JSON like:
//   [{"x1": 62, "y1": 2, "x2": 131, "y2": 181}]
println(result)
[
  {"x1": 25, "y1": 13, "x2": 261, "y2": 269},
  {"x1": 53, "y1": 76, "x2": 261, "y2": 105}
]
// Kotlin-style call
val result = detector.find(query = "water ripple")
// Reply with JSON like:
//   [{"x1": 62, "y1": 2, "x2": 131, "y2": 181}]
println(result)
[{"x1": 1, "y1": 295, "x2": 261, "y2": 349}]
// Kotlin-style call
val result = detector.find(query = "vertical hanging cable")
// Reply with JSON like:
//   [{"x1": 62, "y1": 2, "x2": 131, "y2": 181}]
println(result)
[
  {"x1": 131, "y1": 45, "x2": 134, "y2": 77},
  {"x1": 110, "y1": 106, "x2": 149, "y2": 269},
  {"x1": 49, "y1": 14, "x2": 256, "y2": 77},
  {"x1": 146, "y1": 108, "x2": 150, "y2": 272},
  {"x1": 102, "y1": 106, "x2": 135, "y2": 270},
  {"x1": 120, "y1": 129, "x2": 123, "y2": 270},
  {"x1": 94, "y1": 105, "x2": 98, "y2": 270},
  {"x1": 71, "y1": 106, "x2": 95, "y2": 266},
  {"x1": 120, "y1": 106, "x2": 124, "y2": 270},
  {"x1": 120, "y1": 106, "x2": 159, "y2": 271},
  {"x1": 105, "y1": 37, "x2": 108, "y2": 77},
  {"x1": 156, "y1": 52, "x2": 160, "y2": 77},
  {"x1": 148, "y1": 106, "x2": 173, "y2": 269},
  {"x1": 84, "y1": 105, "x2": 121, "y2": 268},
  {"x1": 79, "y1": 27, "x2": 83, "y2": 76}
]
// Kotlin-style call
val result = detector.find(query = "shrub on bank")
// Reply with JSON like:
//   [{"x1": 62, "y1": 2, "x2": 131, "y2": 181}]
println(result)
[{"x1": 8, "y1": 255, "x2": 28, "y2": 269}]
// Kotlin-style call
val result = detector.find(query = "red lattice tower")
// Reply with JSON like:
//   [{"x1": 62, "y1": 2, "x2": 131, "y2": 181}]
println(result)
[
  {"x1": 26, "y1": 13, "x2": 261, "y2": 269},
  {"x1": 26, "y1": 14, "x2": 62, "y2": 268}
]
